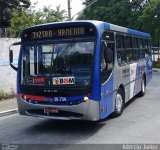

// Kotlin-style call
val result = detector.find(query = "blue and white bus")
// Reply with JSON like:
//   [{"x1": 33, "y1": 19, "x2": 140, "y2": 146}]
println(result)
[{"x1": 9, "y1": 21, "x2": 152, "y2": 121}]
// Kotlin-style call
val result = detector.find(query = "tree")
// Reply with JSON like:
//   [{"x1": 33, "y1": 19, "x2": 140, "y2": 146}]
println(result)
[
  {"x1": 139, "y1": 0, "x2": 160, "y2": 46},
  {"x1": 7, "y1": 5, "x2": 66, "y2": 37},
  {"x1": 34, "y1": 6, "x2": 66, "y2": 24},
  {"x1": 78, "y1": 0, "x2": 147, "y2": 30},
  {"x1": 0, "y1": 0, "x2": 31, "y2": 28}
]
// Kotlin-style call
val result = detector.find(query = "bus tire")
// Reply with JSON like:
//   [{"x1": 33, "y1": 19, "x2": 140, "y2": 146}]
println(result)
[
  {"x1": 111, "y1": 88, "x2": 125, "y2": 118},
  {"x1": 139, "y1": 77, "x2": 146, "y2": 97}
]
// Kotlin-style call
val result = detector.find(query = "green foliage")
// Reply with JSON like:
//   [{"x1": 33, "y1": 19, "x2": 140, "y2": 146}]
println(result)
[
  {"x1": 153, "y1": 61, "x2": 160, "y2": 68},
  {"x1": 0, "y1": 0, "x2": 31, "y2": 28},
  {"x1": 79, "y1": 0, "x2": 144, "y2": 29},
  {"x1": 7, "y1": 9, "x2": 34, "y2": 37},
  {"x1": 7, "y1": 5, "x2": 66, "y2": 37},
  {"x1": 0, "y1": 90, "x2": 16, "y2": 101},
  {"x1": 34, "y1": 6, "x2": 66, "y2": 24},
  {"x1": 139, "y1": 0, "x2": 160, "y2": 46}
]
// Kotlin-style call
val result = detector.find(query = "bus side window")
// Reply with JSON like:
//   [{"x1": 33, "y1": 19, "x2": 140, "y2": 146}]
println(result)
[
  {"x1": 145, "y1": 49, "x2": 151, "y2": 58},
  {"x1": 117, "y1": 53, "x2": 122, "y2": 65},
  {"x1": 126, "y1": 51, "x2": 135, "y2": 63},
  {"x1": 116, "y1": 35, "x2": 125, "y2": 49},
  {"x1": 117, "y1": 50, "x2": 126, "y2": 65}
]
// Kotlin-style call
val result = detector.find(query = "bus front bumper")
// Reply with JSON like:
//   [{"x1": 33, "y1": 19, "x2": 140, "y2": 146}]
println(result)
[{"x1": 17, "y1": 97, "x2": 100, "y2": 121}]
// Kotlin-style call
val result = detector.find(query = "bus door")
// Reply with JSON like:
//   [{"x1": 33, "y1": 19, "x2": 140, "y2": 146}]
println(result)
[{"x1": 100, "y1": 31, "x2": 115, "y2": 119}]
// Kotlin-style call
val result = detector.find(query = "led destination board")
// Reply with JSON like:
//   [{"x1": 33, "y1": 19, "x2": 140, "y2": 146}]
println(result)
[{"x1": 22, "y1": 26, "x2": 95, "y2": 41}]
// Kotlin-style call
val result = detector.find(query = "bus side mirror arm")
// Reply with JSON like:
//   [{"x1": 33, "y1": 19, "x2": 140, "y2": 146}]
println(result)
[
  {"x1": 9, "y1": 42, "x2": 21, "y2": 71},
  {"x1": 10, "y1": 63, "x2": 18, "y2": 71},
  {"x1": 9, "y1": 49, "x2": 18, "y2": 71}
]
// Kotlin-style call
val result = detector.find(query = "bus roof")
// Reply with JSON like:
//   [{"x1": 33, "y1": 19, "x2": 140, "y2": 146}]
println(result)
[{"x1": 23, "y1": 20, "x2": 151, "y2": 38}]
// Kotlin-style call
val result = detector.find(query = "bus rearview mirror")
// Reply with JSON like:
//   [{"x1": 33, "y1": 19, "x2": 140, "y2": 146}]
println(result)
[
  {"x1": 9, "y1": 50, "x2": 13, "y2": 63},
  {"x1": 9, "y1": 49, "x2": 18, "y2": 71}
]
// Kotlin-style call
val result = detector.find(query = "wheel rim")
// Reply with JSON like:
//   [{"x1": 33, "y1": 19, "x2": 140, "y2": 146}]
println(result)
[{"x1": 116, "y1": 93, "x2": 123, "y2": 112}]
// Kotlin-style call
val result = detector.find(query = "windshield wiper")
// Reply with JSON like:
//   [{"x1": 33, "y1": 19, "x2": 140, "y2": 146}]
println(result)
[{"x1": 59, "y1": 41, "x2": 76, "y2": 58}]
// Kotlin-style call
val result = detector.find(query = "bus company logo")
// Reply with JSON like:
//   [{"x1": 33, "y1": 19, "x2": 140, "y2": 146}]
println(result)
[{"x1": 53, "y1": 77, "x2": 75, "y2": 85}]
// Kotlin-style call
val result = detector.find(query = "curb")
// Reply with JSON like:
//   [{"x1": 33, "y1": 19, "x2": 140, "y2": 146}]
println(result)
[
  {"x1": 0, "y1": 108, "x2": 18, "y2": 117},
  {"x1": 153, "y1": 68, "x2": 160, "y2": 72},
  {"x1": 153, "y1": 69, "x2": 159, "y2": 72}
]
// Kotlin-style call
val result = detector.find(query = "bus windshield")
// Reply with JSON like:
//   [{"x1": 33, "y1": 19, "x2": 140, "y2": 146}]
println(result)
[{"x1": 21, "y1": 40, "x2": 95, "y2": 87}]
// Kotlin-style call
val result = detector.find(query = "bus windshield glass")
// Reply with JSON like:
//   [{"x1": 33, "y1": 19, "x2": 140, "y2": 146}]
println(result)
[{"x1": 21, "y1": 40, "x2": 94, "y2": 87}]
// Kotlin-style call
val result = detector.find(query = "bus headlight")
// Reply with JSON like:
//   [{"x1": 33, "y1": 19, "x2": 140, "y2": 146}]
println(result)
[{"x1": 84, "y1": 97, "x2": 89, "y2": 102}]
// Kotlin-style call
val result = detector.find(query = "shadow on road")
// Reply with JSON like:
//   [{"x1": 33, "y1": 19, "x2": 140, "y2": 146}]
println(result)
[
  {"x1": 28, "y1": 119, "x2": 104, "y2": 133},
  {"x1": 24, "y1": 119, "x2": 106, "y2": 144}
]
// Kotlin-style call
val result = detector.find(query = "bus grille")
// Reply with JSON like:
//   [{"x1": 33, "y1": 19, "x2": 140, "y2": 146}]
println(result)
[
  {"x1": 27, "y1": 99, "x2": 83, "y2": 106},
  {"x1": 26, "y1": 109, "x2": 83, "y2": 118}
]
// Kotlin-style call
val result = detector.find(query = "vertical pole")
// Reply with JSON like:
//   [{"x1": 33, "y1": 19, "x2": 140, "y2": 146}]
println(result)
[
  {"x1": 158, "y1": 29, "x2": 160, "y2": 63},
  {"x1": 158, "y1": 8, "x2": 160, "y2": 63},
  {"x1": 67, "y1": 0, "x2": 71, "y2": 20}
]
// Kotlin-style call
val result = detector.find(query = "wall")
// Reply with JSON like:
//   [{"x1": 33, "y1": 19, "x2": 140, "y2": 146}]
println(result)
[{"x1": 0, "y1": 38, "x2": 20, "y2": 93}]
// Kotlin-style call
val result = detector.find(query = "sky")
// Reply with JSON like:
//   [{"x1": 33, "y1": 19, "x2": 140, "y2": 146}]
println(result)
[{"x1": 30, "y1": 0, "x2": 84, "y2": 18}]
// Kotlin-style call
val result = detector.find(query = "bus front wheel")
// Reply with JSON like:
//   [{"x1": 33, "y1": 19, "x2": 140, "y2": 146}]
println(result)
[{"x1": 112, "y1": 88, "x2": 125, "y2": 117}]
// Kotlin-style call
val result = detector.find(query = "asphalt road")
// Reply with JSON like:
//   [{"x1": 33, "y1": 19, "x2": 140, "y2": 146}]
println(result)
[{"x1": 0, "y1": 71, "x2": 160, "y2": 145}]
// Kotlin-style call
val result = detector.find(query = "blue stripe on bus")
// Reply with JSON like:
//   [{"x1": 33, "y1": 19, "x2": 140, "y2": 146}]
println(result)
[{"x1": 104, "y1": 23, "x2": 110, "y2": 30}]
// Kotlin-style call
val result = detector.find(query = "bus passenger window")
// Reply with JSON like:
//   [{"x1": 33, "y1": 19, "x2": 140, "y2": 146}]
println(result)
[
  {"x1": 136, "y1": 50, "x2": 140, "y2": 60},
  {"x1": 144, "y1": 39, "x2": 149, "y2": 49},
  {"x1": 133, "y1": 37, "x2": 138, "y2": 48},
  {"x1": 125, "y1": 36, "x2": 132, "y2": 48},
  {"x1": 139, "y1": 38, "x2": 144, "y2": 49},
  {"x1": 126, "y1": 51, "x2": 135, "y2": 63},
  {"x1": 117, "y1": 50, "x2": 126, "y2": 65},
  {"x1": 140, "y1": 49, "x2": 145, "y2": 59},
  {"x1": 145, "y1": 49, "x2": 151, "y2": 58},
  {"x1": 116, "y1": 35, "x2": 125, "y2": 49}
]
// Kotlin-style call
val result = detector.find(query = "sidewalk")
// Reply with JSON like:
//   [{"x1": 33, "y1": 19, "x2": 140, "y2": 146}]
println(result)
[
  {"x1": 153, "y1": 68, "x2": 160, "y2": 72},
  {"x1": 0, "y1": 98, "x2": 17, "y2": 112}
]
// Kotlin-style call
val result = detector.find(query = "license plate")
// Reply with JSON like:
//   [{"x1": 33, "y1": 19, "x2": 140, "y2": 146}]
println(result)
[{"x1": 44, "y1": 108, "x2": 59, "y2": 114}]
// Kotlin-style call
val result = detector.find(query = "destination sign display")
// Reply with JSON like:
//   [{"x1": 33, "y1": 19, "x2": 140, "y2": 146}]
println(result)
[{"x1": 22, "y1": 26, "x2": 95, "y2": 41}]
